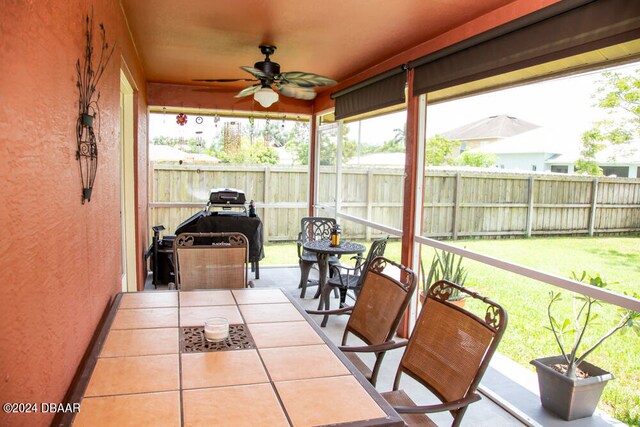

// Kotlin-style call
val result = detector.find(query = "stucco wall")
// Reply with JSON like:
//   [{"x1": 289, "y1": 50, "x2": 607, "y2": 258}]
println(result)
[{"x1": 0, "y1": 1, "x2": 147, "y2": 426}]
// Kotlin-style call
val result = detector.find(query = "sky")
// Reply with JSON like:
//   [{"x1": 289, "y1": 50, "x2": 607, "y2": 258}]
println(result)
[
  {"x1": 151, "y1": 61, "x2": 640, "y2": 156},
  {"x1": 356, "y1": 61, "x2": 640, "y2": 153}
]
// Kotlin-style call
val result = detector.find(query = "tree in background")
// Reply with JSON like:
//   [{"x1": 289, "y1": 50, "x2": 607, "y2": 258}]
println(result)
[
  {"x1": 424, "y1": 135, "x2": 459, "y2": 166},
  {"x1": 455, "y1": 151, "x2": 496, "y2": 167},
  {"x1": 380, "y1": 125, "x2": 406, "y2": 153},
  {"x1": 577, "y1": 69, "x2": 640, "y2": 175},
  {"x1": 285, "y1": 123, "x2": 357, "y2": 165}
]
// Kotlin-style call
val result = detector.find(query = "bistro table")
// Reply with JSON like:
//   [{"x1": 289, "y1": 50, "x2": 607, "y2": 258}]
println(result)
[
  {"x1": 302, "y1": 240, "x2": 366, "y2": 318},
  {"x1": 58, "y1": 288, "x2": 403, "y2": 427}
]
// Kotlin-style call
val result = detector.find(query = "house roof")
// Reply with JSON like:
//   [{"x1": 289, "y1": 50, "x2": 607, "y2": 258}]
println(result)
[
  {"x1": 468, "y1": 128, "x2": 562, "y2": 155},
  {"x1": 150, "y1": 145, "x2": 219, "y2": 163},
  {"x1": 547, "y1": 143, "x2": 640, "y2": 165},
  {"x1": 346, "y1": 152, "x2": 405, "y2": 166},
  {"x1": 441, "y1": 115, "x2": 540, "y2": 141}
]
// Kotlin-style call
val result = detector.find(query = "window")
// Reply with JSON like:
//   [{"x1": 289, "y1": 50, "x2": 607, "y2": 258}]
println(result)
[
  {"x1": 601, "y1": 166, "x2": 628, "y2": 178},
  {"x1": 550, "y1": 165, "x2": 568, "y2": 173}
]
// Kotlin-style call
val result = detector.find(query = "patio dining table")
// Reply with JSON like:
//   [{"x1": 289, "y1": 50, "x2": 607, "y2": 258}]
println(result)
[
  {"x1": 302, "y1": 240, "x2": 366, "y2": 318},
  {"x1": 58, "y1": 288, "x2": 403, "y2": 426}
]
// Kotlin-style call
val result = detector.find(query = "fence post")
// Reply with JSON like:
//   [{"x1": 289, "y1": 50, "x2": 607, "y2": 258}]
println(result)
[
  {"x1": 526, "y1": 176, "x2": 535, "y2": 237},
  {"x1": 452, "y1": 173, "x2": 462, "y2": 240},
  {"x1": 588, "y1": 178, "x2": 598, "y2": 236},
  {"x1": 366, "y1": 170, "x2": 373, "y2": 240},
  {"x1": 263, "y1": 166, "x2": 271, "y2": 242}
]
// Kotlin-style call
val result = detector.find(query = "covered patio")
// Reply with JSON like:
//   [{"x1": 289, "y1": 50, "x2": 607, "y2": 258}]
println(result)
[{"x1": 2, "y1": 0, "x2": 640, "y2": 426}]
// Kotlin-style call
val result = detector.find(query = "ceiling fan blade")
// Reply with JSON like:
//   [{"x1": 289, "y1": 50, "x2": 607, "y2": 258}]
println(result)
[
  {"x1": 278, "y1": 72, "x2": 336, "y2": 88},
  {"x1": 193, "y1": 78, "x2": 258, "y2": 83},
  {"x1": 235, "y1": 84, "x2": 263, "y2": 98},
  {"x1": 275, "y1": 83, "x2": 317, "y2": 100},
  {"x1": 241, "y1": 66, "x2": 269, "y2": 79}
]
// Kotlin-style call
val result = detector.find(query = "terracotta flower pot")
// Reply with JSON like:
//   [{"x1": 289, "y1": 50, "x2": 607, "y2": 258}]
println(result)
[{"x1": 530, "y1": 355, "x2": 614, "y2": 421}]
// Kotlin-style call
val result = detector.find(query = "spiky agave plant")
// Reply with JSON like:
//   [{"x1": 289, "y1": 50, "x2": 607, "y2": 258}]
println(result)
[
  {"x1": 422, "y1": 249, "x2": 469, "y2": 300},
  {"x1": 546, "y1": 271, "x2": 640, "y2": 379}
]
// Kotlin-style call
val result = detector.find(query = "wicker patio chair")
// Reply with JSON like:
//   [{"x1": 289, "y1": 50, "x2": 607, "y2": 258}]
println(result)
[
  {"x1": 173, "y1": 232, "x2": 253, "y2": 290},
  {"x1": 326, "y1": 236, "x2": 388, "y2": 309},
  {"x1": 381, "y1": 280, "x2": 507, "y2": 427},
  {"x1": 297, "y1": 216, "x2": 341, "y2": 298},
  {"x1": 308, "y1": 257, "x2": 417, "y2": 386}
]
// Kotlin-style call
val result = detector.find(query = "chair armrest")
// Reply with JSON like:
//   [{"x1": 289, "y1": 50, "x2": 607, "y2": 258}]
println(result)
[
  {"x1": 339, "y1": 340, "x2": 408, "y2": 353},
  {"x1": 329, "y1": 263, "x2": 364, "y2": 288},
  {"x1": 296, "y1": 232, "x2": 303, "y2": 259},
  {"x1": 393, "y1": 393, "x2": 482, "y2": 414},
  {"x1": 306, "y1": 306, "x2": 353, "y2": 316}
]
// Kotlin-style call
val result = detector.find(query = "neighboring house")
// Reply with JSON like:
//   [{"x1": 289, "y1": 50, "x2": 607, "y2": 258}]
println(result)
[
  {"x1": 467, "y1": 128, "x2": 561, "y2": 172},
  {"x1": 441, "y1": 114, "x2": 539, "y2": 153},
  {"x1": 149, "y1": 145, "x2": 220, "y2": 163},
  {"x1": 346, "y1": 152, "x2": 405, "y2": 167},
  {"x1": 546, "y1": 145, "x2": 640, "y2": 177}
]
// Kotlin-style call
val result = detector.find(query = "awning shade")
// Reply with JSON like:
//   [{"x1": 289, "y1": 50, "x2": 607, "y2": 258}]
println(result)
[
  {"x1": 334, "y1": 69, "x2": 406, "y2": 120},
  {"x1": 411, "y1": 0, "x2": 640, "y2": 95}
]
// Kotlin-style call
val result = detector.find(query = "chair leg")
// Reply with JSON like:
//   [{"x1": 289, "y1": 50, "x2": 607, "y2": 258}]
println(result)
[
  {"x1": 339, "y1": 288, "x2": 348, "y2": 306},
  {"x1": 299, "y1": 262, "x2": 313, "y2": 298}
]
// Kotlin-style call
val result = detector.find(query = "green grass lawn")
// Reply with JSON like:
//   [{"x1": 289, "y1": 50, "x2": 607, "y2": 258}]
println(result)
[{"x1": 262, "y1": 236, "x2": 640, "y2": 425}]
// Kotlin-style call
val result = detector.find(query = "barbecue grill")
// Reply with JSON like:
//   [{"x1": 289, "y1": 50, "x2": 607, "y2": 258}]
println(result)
[{"x1": 146, "y1": 188, "x2": 264, "y2": 287}]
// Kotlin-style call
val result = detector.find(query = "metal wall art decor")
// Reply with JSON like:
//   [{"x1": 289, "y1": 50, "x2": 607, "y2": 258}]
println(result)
[{"x1": 75, "y1": 10, "x2": 114, "y2": 203}]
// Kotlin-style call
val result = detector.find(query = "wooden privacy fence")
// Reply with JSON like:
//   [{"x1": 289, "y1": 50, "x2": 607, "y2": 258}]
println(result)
[{"x1": 150, "y1": 163, "x2": 640, "y2": 241}]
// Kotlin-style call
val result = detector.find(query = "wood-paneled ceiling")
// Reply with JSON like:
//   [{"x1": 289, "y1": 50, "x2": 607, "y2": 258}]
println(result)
[{"x1": 120, "y1": 0, "x2": 519, "y2": 91}]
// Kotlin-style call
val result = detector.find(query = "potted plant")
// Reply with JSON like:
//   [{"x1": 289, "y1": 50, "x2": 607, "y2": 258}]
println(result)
[
  {"x1": 419, "y1": 249, "x2": 469, "y2": 306},
  {"x1": 530, "y1": 271, "x2": 640, "y2": 420}
]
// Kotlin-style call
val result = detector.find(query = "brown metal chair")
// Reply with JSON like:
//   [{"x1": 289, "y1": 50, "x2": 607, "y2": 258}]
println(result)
[
  {"x1": 381, "y1": 280, "x2": 508, "y2": 427},
  {"x1": 297, "y1": 216, "x2": 340, "y2": 298},
  {"x1": 173, "y1": 232, "x2": 253, "y2": 290},
  {"x1": 326, "y1": 236, "x2": 388, "y2": 308},
  {"x1": 308, "y1": 257, "x2": 417, "y2": 385}
]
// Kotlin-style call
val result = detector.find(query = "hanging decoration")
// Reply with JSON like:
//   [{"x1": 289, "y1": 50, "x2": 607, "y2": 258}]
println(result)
[
  {"x1": 282, "y1": 115, "x2": 286, "y2": 128},
  {"x1": 75, "y1": 9, "x2": 114, "y2": 204},
  {"x1": 214, "y1": 114, "x2": 220, "y2": 127},
  {"x1": 195, "y1": 116, "x2": 203, "y2": 124},
  {"x1": 176, "y1": 113, "x2": 188, "y2": 126},
  {"x1": 195, "y1": 130, "x2": 204, "y2": 152}
]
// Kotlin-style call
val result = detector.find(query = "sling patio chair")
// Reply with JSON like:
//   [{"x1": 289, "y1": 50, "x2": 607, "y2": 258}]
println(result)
[
  {"x1": 307, "y1": 256, "x2": 417, "y2": 385},
  {"x1": 381, "y1": 279, "x2": 507, "y2": 427},
  {"x1": 296, "y1": 216, "x2": 341, "y2": 298},
  {"x1": 325, "y1": 236, "x2": 388, "y2": 310},
  {"x1": 173, "y1": 232, "x2": 253, "y2": 290}
]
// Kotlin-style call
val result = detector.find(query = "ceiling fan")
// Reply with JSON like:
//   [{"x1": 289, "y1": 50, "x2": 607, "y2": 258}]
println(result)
[{"x1": 193, "y1": 45, "x2": 336, "y2": 108}]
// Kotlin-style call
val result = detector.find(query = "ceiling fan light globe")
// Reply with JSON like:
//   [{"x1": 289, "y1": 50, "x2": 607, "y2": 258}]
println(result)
[{"x1": 254, "y1": 87, "x2": 279, "y2": 108}]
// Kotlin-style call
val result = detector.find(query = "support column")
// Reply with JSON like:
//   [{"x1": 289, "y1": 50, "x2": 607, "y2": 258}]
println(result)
[
  {"x1": 308, "y1": 114, "x2": 318, "y2": 216},
  {"x1": 401, "y1": 69, "x2": 420, "y2": 273},
  {"x1": 399, "y1": 69, "x2": 420, "y2": 338}
]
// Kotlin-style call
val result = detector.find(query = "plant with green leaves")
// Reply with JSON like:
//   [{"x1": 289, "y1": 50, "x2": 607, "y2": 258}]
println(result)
[
  {"x1": 421, "y1": 249, "x2": 469, "y2": 299},
  {"x1": 546, "y1": 271, "x2": 640, "y2": 379}
]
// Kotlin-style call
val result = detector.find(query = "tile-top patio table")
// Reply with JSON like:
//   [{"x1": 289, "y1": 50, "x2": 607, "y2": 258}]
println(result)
[{"x1": 58, "y1": 288, "x2": 403, "y2": 427}]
